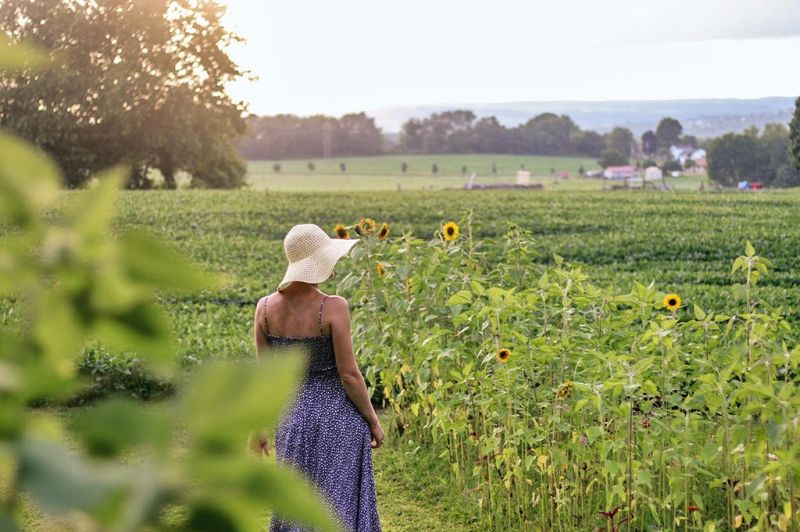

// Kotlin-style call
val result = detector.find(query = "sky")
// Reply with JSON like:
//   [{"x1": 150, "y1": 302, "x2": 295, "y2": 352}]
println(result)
[{"x1": 220, "y1": 0, "x2": 800, "y2": 117}]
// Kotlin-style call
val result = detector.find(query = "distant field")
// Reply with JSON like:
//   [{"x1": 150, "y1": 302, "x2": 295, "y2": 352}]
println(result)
[{"x1": 245, "y1": 154, "x2": 710, "y2": 191}]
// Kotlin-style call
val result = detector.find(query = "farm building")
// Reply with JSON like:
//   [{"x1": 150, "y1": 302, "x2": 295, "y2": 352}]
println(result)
[
  {"x1": 644, "y1": 166, "x2": 663, "y2": 181},
  {"x1": 603, "y1": 165, "x2": 637, "y2": 180},
  {"x1": 670, "y1": 145, "x2": 707, "y2": 167}
]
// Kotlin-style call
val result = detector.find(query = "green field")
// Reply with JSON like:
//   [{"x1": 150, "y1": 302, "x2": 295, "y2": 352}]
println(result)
[
  {"x1": 245, "y1": 154, "x2": 710, "y2": 191},
  {"x1": 7, "y1": 186, "x2": 800, "y2": 530},
  {"x1": 31, "y1": 187, "x2": 789, "y2": 367}
]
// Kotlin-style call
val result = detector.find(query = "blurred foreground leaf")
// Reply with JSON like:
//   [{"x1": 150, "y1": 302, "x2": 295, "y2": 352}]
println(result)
[
  {"x1": 0, "y1": 34, "x2": 47, "y2": 71},
  {"x1": 0, "y1": 132, "x2": 60, "y2": 229},
  {"x1": 68, "y1": 397, "x2": 171, "y2": 458},
  {"x1": 181, "y1": 350, "x2": 307, "y2": 453},
  {"x1": 119, "y1": 229, "x2": 221, "y2": 292}
]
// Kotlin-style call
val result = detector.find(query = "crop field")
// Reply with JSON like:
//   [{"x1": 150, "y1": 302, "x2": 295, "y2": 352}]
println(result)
[
  {"x1": 245, "y1": 154, "x2": 709, "y2": 192},
  {"x1": 7, "y1": 188, "x2": 800, "y2": 530}
]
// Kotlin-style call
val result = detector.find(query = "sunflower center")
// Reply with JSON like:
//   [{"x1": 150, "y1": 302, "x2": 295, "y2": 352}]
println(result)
[
  {"x1": 668, "y1": 298, "x2": 676, "y2": 306},
  {"x1": 447, "y1": 227, "x2": 454, "y2": 235}
]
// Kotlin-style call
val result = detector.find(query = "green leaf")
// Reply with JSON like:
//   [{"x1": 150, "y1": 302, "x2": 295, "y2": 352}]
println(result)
[
  {"x1": 0, "y1": 509, "x2": 20, "y2": 532},
  {"x1": 189, "y1": 457, "x2": 345, "y2": 532},
  {"x1": 67, "y1": 166, "x2": 126, "y2": 249},
  {"x1": 0, "y1": 35, "x2": 48, "y2": 70},
  {"x1": 90, "y1": 301, "x2": 176, "y2": 377},
  {"x1": 0, "y1": 132, "x2": 61, "y2": 228},
  {"x1": 68, "y1": 397, "x2": 171, "y2": 458},
  {"x1": 745, "y1": 240, "x2": 755, "y2": 257},
  {"x1": 445, "y1": 290, "x2": 472, "y2": 306},
  {"x1": 119, "y1": 229, "x2": 220, "y2": 292},
  {"x1": 181, "y1": 353, "x2": 306, "y2": 452},
  {"x1": 18, "y1": 438, "x2": 131, "y2": 518},
  {"x1": 693, "y1": 304, "x2": 706, "y2": 321}
]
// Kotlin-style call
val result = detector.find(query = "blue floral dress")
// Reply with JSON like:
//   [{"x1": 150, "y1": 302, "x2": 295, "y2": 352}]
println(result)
[{"x1": 264, "y1": 294, "x2": 382, "y2": 532}]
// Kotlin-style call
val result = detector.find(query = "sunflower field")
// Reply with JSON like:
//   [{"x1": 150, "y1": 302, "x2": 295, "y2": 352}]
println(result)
[{"x1": 336, "y1": 215, "x2": 800, "y2": 531}]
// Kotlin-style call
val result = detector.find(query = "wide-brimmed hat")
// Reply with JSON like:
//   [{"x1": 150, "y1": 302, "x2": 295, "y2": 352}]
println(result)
[{"x1": 277, "y1": 224, "x2": 359, "y2": 292}]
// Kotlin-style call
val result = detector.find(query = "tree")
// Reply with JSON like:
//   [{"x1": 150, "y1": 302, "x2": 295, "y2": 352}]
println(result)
[
  {"x1": 473, "y1": 116, "x2": 508, "y2": 153},
  {"x1": 707, "y1": 133, "x2": 761, "y2": 186},
  {"x1": 401, "y1": 161, "x2": 408, "y2": 173},
  {"x1": 641, "y1": 130, "x2": 658, "y2": 155},
  {"x1": 790, "y1": 96, "x2": 800, "y2": 176},
  {"x1": 574, "y1": 131, "x2": 605, "y2": 157},
  {"x1": 655, "y1": 118, "x2": 683, "y2": 149},
  {"x1": 604, "y1": 127, "x2": 635, "y2": 158},
  {"x1": 0, "y1": 0, "x2": 248, "y2": 189},
  {"x1": 432, "y1": 163, "x2": 438, "y2": 174},
  {"x1": 273, "y1": 162, "x2": 282, "y2": 173},
  {"x1": 598, "y1": 149, "x2": 628, "y2": 168},
  {"x1": 760, "y1": 122, "x2": 799, "y2": 187},
  {"x1": 334, "y1": 112, "x2": 383, "y2": 156},
  {"x1": 517, "y1": 113, "x2": 579, "y2": 155}
]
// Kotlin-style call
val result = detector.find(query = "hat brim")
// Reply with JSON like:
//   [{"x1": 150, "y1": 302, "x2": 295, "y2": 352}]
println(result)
[{"x1": 277, "y1": 237, "x2": 359, "y2": 292}]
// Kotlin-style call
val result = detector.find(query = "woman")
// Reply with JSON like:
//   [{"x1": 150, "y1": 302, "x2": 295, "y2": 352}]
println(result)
[{"x1": 253, "y1": 223, "x2": 384, "y2": 532}]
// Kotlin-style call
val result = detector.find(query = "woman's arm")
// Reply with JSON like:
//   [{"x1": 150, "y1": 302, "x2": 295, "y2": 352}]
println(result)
[
  {"x1": 327, "y1": 296, "x2": 380, "y2": 428},
  {"x1": 253, "y1": 296, "x2": 268, "y2": 362}
]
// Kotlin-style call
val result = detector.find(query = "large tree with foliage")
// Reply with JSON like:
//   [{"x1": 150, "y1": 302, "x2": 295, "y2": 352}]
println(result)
[
  {"x1": 791, "y1": 96, "x2": 800, "y2": 176},
  {"x1": 604, "y1": 127, "x2": 635, "y2": 158},
  {"x1": 641, "y1": 130, "x2": 657, "y2": 155},
  {"x1": 0, "y1": 0, "x2": 248, "y2": 189},
  {"x1": 655, "y1": 117, "x2": 683, "y2": 149}
]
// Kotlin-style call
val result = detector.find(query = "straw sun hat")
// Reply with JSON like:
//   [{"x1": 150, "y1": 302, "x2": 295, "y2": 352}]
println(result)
[{"x1": 277, "y1": 224, "x2": 360, "y2": 292}]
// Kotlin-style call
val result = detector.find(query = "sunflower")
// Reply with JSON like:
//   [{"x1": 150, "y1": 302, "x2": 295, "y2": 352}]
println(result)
[
  {"x1": 663, "y1": 293, "x2": 681, "y2": 312},
  {"x1": 557, "y1": 380, "x2": 573, "y2": 399},
  {"x1": 376, "y1": 262, "x2": 385, "y2": 277},
  {"x1": 443, "y1": 221, "x2": 459, "y2": 241},
  {"x1": 359, "y1": 217, "x2": 376, "y2": 236},
  {"x1": 496, "y1": 347, "x2": 511, "y2": 363},
  {"x1": 377, "y1": 222, "x2": 389, "y2": 240},
  {"x1": 333, "y1": 223, "x2": 349, "y2": 239}
]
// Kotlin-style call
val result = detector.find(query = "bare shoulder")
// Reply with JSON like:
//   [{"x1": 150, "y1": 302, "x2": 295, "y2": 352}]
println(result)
[
  {"x1": 256, "y1": 292, "x2": 274, "y2": 310},
  {"x1": 325, "y1": 295, "x2": 350, "y2": 315}
]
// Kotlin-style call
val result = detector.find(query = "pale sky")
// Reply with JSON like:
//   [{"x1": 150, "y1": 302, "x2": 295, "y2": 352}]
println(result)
[{"x1": 221, "y1": 0, "x2": 800, "y2": 116}]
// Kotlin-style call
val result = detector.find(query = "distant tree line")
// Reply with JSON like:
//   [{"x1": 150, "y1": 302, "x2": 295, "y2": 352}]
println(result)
[
  {"x1": 238, "y1": 110, "x2": 706, "y2": 170},
  {"x1": 237, "y1": 113, "x2": 383, "y2": 160},
  {"x1": 708, "y1": 121, "x2": 799, "y2": 187}
]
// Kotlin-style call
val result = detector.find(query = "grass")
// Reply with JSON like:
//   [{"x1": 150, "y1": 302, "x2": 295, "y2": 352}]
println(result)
[
  {"x1": 247, "y1": 154, "x2": 599, "y2": 191},
  {"x1": 245, "y1": 154, "x2": 712, "y2": 191},
  {"x1": 14, "y1": 407, "x2": 481, "y2": 531}
]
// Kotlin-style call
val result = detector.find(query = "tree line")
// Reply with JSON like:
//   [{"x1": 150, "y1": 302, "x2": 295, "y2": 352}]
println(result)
[
  {"x1": 708, "y1": 120, "x2": 799, "y2": 187},
  {"x1": 237, "y1": 113, "x2": 382, "y2": 160},
  {"x1": 238, "y1": 110, "x2": 697, "y2": 164}
]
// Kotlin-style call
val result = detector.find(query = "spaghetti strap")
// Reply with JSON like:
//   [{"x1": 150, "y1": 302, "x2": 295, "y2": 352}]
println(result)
[
  {"x1": 262, "y1": 295, "x2": 270, "y2": 335},
  {"x1": 318, "y1": 295, "x2": 328, "y2": 336}
]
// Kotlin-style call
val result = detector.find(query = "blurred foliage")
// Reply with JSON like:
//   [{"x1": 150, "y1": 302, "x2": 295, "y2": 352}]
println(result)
[{"x1": 0, "y1": 40, "x2": 342, "y2": 531}]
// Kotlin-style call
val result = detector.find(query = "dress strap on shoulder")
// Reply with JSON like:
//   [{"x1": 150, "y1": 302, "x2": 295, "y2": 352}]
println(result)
[
  {"x1": 318, "y1": 295, "x2": 328, "y2": 335},
  {"x1": 262, "y1": 295, "x2": 270, "y2": 335}
]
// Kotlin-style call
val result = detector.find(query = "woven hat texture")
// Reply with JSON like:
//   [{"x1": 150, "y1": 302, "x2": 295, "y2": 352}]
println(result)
[{"x1": 277, "y1": 224, "x2": 359, "y2": 291}]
